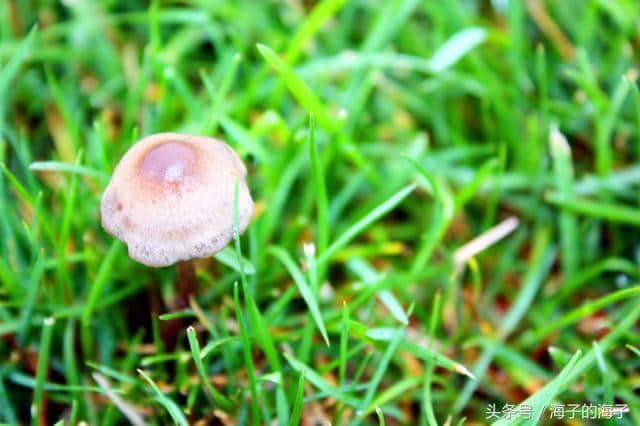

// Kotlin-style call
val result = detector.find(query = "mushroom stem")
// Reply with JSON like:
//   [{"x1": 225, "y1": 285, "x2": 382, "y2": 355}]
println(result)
[
  {"x1": 175, "y1": 260, "x2": 196, "y2": 310},
  {"x1": 161, "y1": 260, "x2": 197, "y2": 350}
]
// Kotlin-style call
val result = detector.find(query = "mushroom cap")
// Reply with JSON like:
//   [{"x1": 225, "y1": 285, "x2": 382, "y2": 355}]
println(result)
[{"x1": 101, "y1": 133, "x2": 254, "y2": 267}]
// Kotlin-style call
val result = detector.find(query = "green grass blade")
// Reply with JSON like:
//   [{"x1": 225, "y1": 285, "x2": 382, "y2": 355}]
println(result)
[
  {"x1": 549, "y1": 123, "x2": 579, "y2": 279},
  {"x1": 454, "y1": 158, "x2": 498, "y2": 210},
  {"x1": 28, "y1": 161, "x2": 108, "y2": 181},
  {"x1": 137, "y1": 369, "x2": 188, "y2": 426},
  {"x1": 85, "y1": 361, "x2": 137, "y2": 386},
  {"x1": 543, "y1": 257, "x2": 636, "y2": 314},
  {"x1": 288, "y1": 370, "x2": 305, "y2": 426},
  {"x1": 62, "y1": 319, "x2": 81, "y2": 415},
  {"x1": 218, "y1": 115, "x2": 270, "y2": 163},
  {"x1": 492, "y1": 351, "x2": 581, "y2": 426},
  {"x1": 595, "y1": 75, "x2": 630, "y2": 176},
  {"x1": 283, "y1": 352, "x2": 360, "y2": 407},
  {"x1": 201, "y1": 52, "x2": 241, "y2": 135},
  {"x1": 233, "y1": 282, "x2": 260, "y2": 426},
  {"x1": 256, "y1": 43, "x2": 338, "y2": 134},
  {"x1": 284, "y1": 0, "x2": 348, "y2": 65},
  {"x1": 427, "y1": 27, "x2": 487, "y2": 72},
  {"x1": 17, "y1": 251, "x2": 44, "y2": 344},
  {"x1": 545, "y1": 191, "x2": 640, "y2": 226},
  {"x1": 347, "y1": 258, "x2": 408, "y2": 324},
  {"x1": 268, "y1": 246, "x2": 330, "y2": 346},
  {"x1": 357, "y1": 328, "x2": 405, "y2": 418},
  {"x1": 496, "y1": 298, "x2": 640, "y2": 425},
  {"x1": 592, "y1": 341, "x2": 613, "y2": 405},
  {"x1": 363, "y1": 377, "x2": 420, "y2": 418},
  {"x1": 9, "y1": 371, "x2": 117, "y2": 394},
  {"x1": 81, "y1": 240, "x2": 123, "y2": 356},
  {"x1": 520, "y1": 285, "x2": 640, "y2": 345},
  {"x1": 234, "y1": 181, "x2": 282, "y2": 376},
  {"x1": 627, "y1": 345, "x2": 640, "y2": 358},
  {"x1": 376, "y1": 407, "x2": 386, "y2": 426},
  {"x1": 186, "y1": 326, "x2": 232, "y2": 409},
  {"x1": 318, "y1": 183, "x2": 416, "y2": 266},
  {"x1": 422, "y1": 290, "x2": 441, "y2": 426},
  {"x1": 1, "y1": 162, "x2": 34, "y2": 206},
  {"x1": 308, "y1": 114, "x2": 329, "y2": 255},
  {"x1": 0, "y1": 25, "x2": 37, "y2": 127},
  {"x1": 339, "y1": 301, "x2": 349, "y2": 386},
  {"x1": 0, "y1": 367, "x2": 17, "y2": 424},
  {"x1": 453, "y1": 228, "x2": 553, "y2": 413},
  {"x1": 242, "y1": 282, "x2": 282, "y2": 373},
  {"x1": 213, "y1": 246, "x2": 256, "y2": 275},
  {"x1": 347, "y1": 318, "x2": 472, "y2": 378},
  {"x1": 31, "y1": 317, "x2": 55, "y2": 426},
  {"x1": 200, "y1": 336, "x2": 240, "y2": 360},
  {"x1": 377, "y1": 290, "x2": 408, "y2": 325}
]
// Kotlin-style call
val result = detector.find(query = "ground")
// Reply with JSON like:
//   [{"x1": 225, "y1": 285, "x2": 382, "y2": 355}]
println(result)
[{"x1": 1, "y1": 0, "x2": 640, "y2": 425}]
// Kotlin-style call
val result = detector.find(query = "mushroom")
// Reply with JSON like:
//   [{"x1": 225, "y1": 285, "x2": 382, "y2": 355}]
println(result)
[
  {"x1": 100, "y1": 133, "x2": 254, "y2": 345},
  {"x1": 100, "y1": 132, "x2": 254, "y2": 268}
]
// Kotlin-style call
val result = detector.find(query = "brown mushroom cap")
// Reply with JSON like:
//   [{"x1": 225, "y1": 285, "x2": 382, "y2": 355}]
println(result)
[{"x1": 101, "y1": 133, "x2": 254, "y2": 267}]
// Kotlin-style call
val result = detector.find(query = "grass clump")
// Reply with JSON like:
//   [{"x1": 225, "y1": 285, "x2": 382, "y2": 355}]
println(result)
[{"x1": 1, "y1": 1, "x2": 640, "y2": 424}]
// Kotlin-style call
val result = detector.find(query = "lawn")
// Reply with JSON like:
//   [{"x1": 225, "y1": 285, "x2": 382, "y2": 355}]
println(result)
[{"x1": 1, "y1": 0, "x2": 640, "y2": 425}]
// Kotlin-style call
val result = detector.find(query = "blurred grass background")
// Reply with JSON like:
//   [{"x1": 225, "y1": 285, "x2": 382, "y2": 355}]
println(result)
[{"x1": 2, "y1": 0, "x2": 640, "y2": 425}]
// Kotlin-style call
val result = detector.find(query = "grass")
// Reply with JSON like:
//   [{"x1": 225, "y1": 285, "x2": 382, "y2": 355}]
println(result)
[{"x1": 1, "y1": 0, "x2": 640, "y2": 424}]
